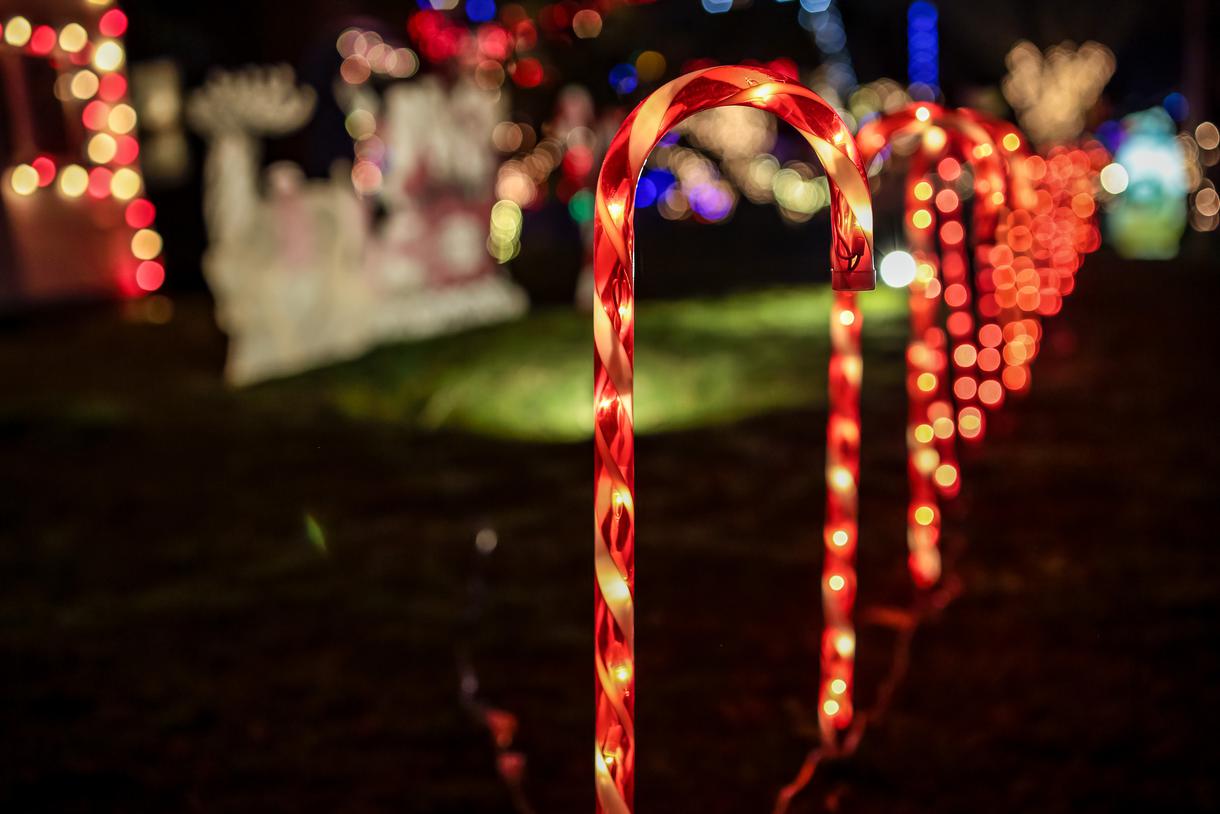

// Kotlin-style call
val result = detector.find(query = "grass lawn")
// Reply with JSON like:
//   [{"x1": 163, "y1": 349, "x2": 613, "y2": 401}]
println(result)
[
  {"x1": 1, "y1": 258, "x2": 1217, "y2": 813},
  {"x1": 255, "y1": 284, "x2": 908, "y2": 440}
]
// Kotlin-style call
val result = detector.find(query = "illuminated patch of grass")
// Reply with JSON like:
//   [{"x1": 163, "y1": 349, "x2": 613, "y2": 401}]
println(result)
[{"x1": 259, "y1": 285, "x2": 908, "y2": 441}]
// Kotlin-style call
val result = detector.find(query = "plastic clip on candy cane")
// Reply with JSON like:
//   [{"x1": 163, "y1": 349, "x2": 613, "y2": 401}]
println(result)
[
  {"x1": 593, "y1": 65, "x2": 874, "y2": 814},
  {"x1": 858, "y1": 103, "x2": 1010, "y2": 589}
]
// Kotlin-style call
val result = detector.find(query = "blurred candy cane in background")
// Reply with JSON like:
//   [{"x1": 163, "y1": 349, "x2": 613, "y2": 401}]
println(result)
[{"x1": 858, "y1": 102, "x2": 1107, "y2": 591}]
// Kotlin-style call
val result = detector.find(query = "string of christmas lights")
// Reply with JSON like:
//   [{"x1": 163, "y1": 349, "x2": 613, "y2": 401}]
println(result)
[
  {"x1": 593, "y1": 65, "x2": 874, "y2": 814},
  {"x1": 2, "y1": 4, "x2": 165, "y2": 297}
]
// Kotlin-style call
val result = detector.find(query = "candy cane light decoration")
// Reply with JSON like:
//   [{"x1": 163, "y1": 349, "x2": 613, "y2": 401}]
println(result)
[
  {"x1": 858, "y1": 103, "x2": 1010, "y2": 588},
  {"x1": 593, "y1": 65, "x2": 874, "y2": 814}
]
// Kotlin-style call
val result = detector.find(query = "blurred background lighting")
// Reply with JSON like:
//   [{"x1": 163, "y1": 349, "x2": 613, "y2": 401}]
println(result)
[
  {"x1": 907, "y1": 1, "x2": 939, "y2": 97},
  {"x1": 110, "y1": 168, "x2": 142, "y2": 200},
  {"x1": 71, "y1": 70, "x2": 100, "y2": 100},
  {"x1": 135, "y1": 261, "x2": 166, "y2": 292},
  {"x1": 1195, "y1": 122, "x2": 1219, "y2": 151},
  {"x1": 88, "y1": 133, "x2": 118, "y2": 164},
  {"x1": 93, "y1": 41, "x2": 125, "y2": 72},
  {"x1": 99, "y1": 9, "x2": 128, "y2": 37},
  {"x1": 10, "y1": 164, "x2": 39, "y2": 196},
  {"x1": 1099, "y1": 162, "x2": 1129, "y2": 195},
  {"x1": 880, "y1": 251, "x2": 918, "y2": 288},
  {"x1": 132, "y1": 229, "x2": 163, "y2": 260},
  {"x1": 609, "y1": 63, "x2": 638, "y2": 95},
  {"x1": 58, "y1": 165, "x2": 88, "y2": 198},
  {"x1": 59, "y1": 23, "x2": 89, "y2": 53},
  {"x1": 466, "y1": 0, "x2": 496, "y2": 23},
  {"x1": 108, "y1": 104, "x2": 138, "y2": 134},
  {"x1": 572, "y1": 9, "x2": 602, "y2": 39},
  {"x1": 3, "y1": 16, "x2": 32, "y2": 46}
]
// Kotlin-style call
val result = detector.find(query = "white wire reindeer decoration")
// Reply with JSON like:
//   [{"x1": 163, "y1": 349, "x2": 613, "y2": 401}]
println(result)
[{"x1": 189, "y1": 65, "x2": 525, "y2": 385}]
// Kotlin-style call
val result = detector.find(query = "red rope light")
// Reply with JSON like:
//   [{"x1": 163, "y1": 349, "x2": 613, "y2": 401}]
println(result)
[{"x1": 592, "y1": 65, "x2": 874, "y2": 814}]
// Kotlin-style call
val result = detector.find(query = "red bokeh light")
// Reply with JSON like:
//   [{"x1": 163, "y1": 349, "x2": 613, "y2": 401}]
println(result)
[
  {"x1": 563, "y1": 144, "x2": 594, "y2": 179},
  {"x1": 82, "y1": 101, "x2": 111, "y2": 130},
  {"x1": 113, "y1": 135, "x2": 140, "y2": 165},
  {"x1": 99, "y1": 9, "x2": 129, "y2": 38},
  {"x1": 477, "y1": 25, "x2": 511, "y2": 61},
  {"x1": 98, "y1": 73, "x2": 128, "y2": 102},
  {"x1": 29, "y1": 26, "x2": 56, "y2": 55},
  {"x1": 31, "y1": 156, "x2": 56, "y2": 187},
  {"x1": 937, "y1": 157, "x2": 961, "y2": 181},
  {"x1": 135, "y1": 261, "x2": 165, "y2": 292},
  {"x1": 87, "y1": 167, "x2": 113, "y2": 199},
  {"x1": 125, "y1": 199, "x2": 156, "y2": 228},
  {"x1": 511, "y1": 57, "x2": 543, "y2": 88}
]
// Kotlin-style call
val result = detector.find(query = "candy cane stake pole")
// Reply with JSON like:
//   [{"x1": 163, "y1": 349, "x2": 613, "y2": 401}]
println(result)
[{"x1": 593, "y1": 66, "x2": 874, "y2": 814}]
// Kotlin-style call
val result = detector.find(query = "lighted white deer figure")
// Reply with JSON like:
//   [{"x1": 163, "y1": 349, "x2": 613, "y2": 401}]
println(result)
[
  {"x1": 1002, "y1": 40, "x2": 1115, "y2": 148},
  {"x1": 188, "y1": 65, "x2": 320, "y2": 248},
  {"x1": 189, "y1": 66, "x2": 526, "y2": 385}
]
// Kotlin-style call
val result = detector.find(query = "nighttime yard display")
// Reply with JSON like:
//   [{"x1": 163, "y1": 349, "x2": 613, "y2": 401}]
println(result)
[
  {"x1": 590, "y1": 70, "x2": 1113, "y2": 813},
  {"x1": 1, "y1": 3, "x2": 1215, "y2": 814}
]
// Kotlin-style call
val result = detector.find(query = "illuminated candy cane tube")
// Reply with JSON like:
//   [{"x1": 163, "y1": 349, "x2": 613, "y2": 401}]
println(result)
[
  {"x1": 821, "y1": 288, "x2": 863, "y2": 743},
  {"x1": 964, "y1": 110, "x2": 1107, "y2": 394},
  {"x1": 860, "y1": 104, "x2": 1008, "y2": 432},
  {"x1": 959, "y1": 110, "x2": 1050, "y2": 396},
  {"x1": 858, "y1": 103, "x2": 1010, "y2": 586},
  {"x1": 593, "y1": 65, "x2": 874, "y2": 814},
  {"x1": 902, "y1": 151, "x2": 953, "y2": 586}
]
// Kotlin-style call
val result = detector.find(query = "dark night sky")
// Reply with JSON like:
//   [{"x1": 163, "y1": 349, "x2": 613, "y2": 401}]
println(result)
[{"x1": 120, "y1": 0, "x2": 1209, "y2": 110}]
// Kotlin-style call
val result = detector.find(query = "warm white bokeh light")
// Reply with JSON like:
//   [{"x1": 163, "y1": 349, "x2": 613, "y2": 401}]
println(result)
[
  {"x1": 879, "y1": 250, "x2": 918, "y2": 288},
  {"x1": 1099, "y1": 162, "x2": 1130, "y2": 195}
]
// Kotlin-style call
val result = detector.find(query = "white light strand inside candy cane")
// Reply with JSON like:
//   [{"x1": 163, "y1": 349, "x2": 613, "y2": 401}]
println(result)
[{"x1": 593, "y1": 65, "x2": 874, "y2": 814}]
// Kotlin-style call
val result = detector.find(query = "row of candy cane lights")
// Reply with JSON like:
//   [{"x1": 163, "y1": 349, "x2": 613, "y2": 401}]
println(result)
[
  {"x1": 855, "y1": 104, "x2": 1106, "y2": 596},
  {"x1": 593, "y1": 67, "x2": 1105, "y2": 814}
]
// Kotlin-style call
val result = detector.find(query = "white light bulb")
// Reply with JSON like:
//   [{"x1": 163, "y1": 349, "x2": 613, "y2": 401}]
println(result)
[
  {"x1": 1099, "y1": 162, "x2": 1130, "y2": 195},
  {"x1": 879, "y1": 251, "x2": 917, "y2": 288}
]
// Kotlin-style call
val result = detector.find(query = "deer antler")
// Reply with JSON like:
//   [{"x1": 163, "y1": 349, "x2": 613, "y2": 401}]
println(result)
[{"x1": 187, "y1": 64, "x2": 317, "y2": 138}]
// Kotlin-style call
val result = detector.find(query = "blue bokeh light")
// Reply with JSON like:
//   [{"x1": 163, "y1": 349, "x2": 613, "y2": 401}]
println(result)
[
  {"x1": 907, "y1": 1, "x2": 939, "y2": 94},
  {"x1": 634, "y1": 177, "x2": 658, "y2": 209},
  {"x1": 688, "y1": 184, "x2": 734, "y2": 221},
  {"x1": 1163, "y1": 92, "x2": 1189, "y2": 122},
  {"x1": 609, "y1": 63, "x2": 639, "y2": 95},
  {"x1": 466, "y1": 0, "x2": 496, "y2": 22}
]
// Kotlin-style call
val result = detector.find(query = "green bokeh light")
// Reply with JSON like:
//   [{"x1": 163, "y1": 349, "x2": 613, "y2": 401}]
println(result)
[{"x1": 568, "y1": 189, "x2": 595, "y2": 223}]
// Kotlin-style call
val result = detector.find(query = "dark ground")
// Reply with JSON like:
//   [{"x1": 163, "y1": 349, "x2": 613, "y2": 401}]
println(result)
[{"x1": 2, "y1": 248, "x2": 1219, "y2": 813}]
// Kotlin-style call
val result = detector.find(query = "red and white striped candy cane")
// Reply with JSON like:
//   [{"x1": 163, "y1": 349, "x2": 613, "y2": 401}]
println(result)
[{"x1": 593, "y1": 65, "x2": 874, "y2": 814}]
